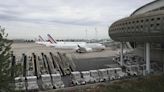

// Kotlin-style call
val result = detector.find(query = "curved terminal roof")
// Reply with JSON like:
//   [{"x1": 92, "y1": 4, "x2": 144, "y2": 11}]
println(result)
[
  {"x1": 131, "y1": 0, "x2": 164, "y2": 16},
  {"x1": 109, "y1": 0, "x2": 164, "y2": 43}
]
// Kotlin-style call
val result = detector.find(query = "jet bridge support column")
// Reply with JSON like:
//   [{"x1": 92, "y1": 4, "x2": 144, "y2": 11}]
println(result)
[
  {"x1": 32, "y1": 53, "x2": 38, "y2": 78},
  {"x1": 145, "y1": 43, "x2": 150, "y2": 74},
  {"x1": 22, "y1": 53, "x2": 28, "y2": 91},
  {"x1": 23, "y1": 53, "x2": 27, "y2": 78},
  {"x1": 120, "y1": 42, "x2": 124, "y2": 66}
]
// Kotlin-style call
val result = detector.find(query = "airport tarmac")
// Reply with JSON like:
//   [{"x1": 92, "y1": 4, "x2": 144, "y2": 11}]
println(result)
[
  {"x1": 11, "y1": 42, "x2": 119, "y2": 71},
  {"x1": 11, "y1": 43, "x2": 118, "y2": 59}
]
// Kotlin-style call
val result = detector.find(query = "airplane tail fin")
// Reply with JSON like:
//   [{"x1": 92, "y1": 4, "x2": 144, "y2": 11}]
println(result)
[
  {"x1": 38, "y1": 35, "x2": 45, "y2": 41},
  {"x1": 47, "y1": 34, "x2": 57, "y2": 44},
  {"x1": 77, "y1": 44, "x2": 80, "y2": 48}
]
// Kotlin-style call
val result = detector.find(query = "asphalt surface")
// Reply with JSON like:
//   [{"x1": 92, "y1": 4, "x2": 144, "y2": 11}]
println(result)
[{"x1": 75, "y1": 57, "x2": 115, "y2": 71}]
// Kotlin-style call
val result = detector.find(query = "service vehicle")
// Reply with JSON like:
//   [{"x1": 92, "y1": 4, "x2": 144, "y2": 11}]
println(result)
[
  {"x1": 89, "y1": 70, "x2": 100, "y2": 82},
  {"x1": 41, "y1": 74, "x2": 53, "y2": 89},
  {"x1": 81, "y1": 71, "x2": 94, "y2": 83},
  {"x1": 98, "y1": 69, "x2": 109, "y2": 82},
  {"x1": 26, "y1": 76, "x2": 39, "y2": 90},
  {"x1": 126, "y1": 65, "x2": 139, "y2": 76},
  {"x1": 114, "y1": 68, "x2": 127, "y2": 79},
  {"x1": 15, "y1": 77, "x2": 26, "y2": 91},
  {"x1": 107, "y1": 68, "x2": 116, "y2": 80},
  {"x1": 51, "y1": 73, "x2": 64, "y2": 88},
  {"x1": 71, "y1": 71, "x2": 85, "y2": 85}
]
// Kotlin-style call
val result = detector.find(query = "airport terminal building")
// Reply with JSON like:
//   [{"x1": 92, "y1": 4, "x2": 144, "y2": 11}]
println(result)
[{"x1": 109, "y1": 0, "x2": 164, "y2": 73}]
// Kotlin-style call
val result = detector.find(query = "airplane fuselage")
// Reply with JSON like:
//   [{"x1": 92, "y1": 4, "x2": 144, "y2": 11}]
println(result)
[{"x1": 47, "y1": 42, "x2": 86, "y2": 49}]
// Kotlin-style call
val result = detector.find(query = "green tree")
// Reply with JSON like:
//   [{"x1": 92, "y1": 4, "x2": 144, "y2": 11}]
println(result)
[{"x1": 0, "y1": 26, "x2": 21, "y2": 92}]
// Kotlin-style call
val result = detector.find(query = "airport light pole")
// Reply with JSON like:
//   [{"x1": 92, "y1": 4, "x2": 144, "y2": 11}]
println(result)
[
  {"x1": 95, "y1": 28, "x2": 98, "y2": 40},
  {"x1": 145, "y1": 42, "x2": 150, "y2": 74},
  {"x1": 85, "y1": 29, "x2": 88, "y2": 40}
]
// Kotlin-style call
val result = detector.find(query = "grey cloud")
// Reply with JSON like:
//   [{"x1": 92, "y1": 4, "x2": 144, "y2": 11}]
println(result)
[
  {"x1": 0, "y1": 0, "x2": 154, "y2": 26},
  {"x1": 0, "y1": 0, "x2": 155, "y2": 39}
]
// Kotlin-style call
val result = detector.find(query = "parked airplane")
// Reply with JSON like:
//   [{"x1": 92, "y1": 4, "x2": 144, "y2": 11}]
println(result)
[
  {"x1": 46, "y1": 34, "x2": 86, "y2": 49},
  {"x1": 47, "y1": 34, "x2": 106, "y2": 52},
  {"x1": 35, "y1": 35, "x2": 50, "y2": 45}
]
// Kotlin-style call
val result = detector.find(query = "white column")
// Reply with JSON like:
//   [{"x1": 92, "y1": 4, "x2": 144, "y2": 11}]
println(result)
[
  {"x1": 120, "y1": 42, "x2": 123, "y2": 66},
  {"x1": 145, "y1": 43, "x2": 150, "y2": 74}
]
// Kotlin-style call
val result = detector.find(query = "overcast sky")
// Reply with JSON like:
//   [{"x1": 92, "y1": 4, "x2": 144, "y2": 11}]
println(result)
[{"x1": 0, "y1": 0, "x2": 154, "y2": 40}]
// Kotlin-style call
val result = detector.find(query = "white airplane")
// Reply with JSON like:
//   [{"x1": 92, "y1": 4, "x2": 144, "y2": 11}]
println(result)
[
  {"x1": 35, "y1": 35, "x2": 50, "y2": 45},
  {"x1": 46, "y1": 34, "x2": 86, "y2": 49},
  {"x1": 47, "y1": 34, "x2": 106, "y2": 52}
]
